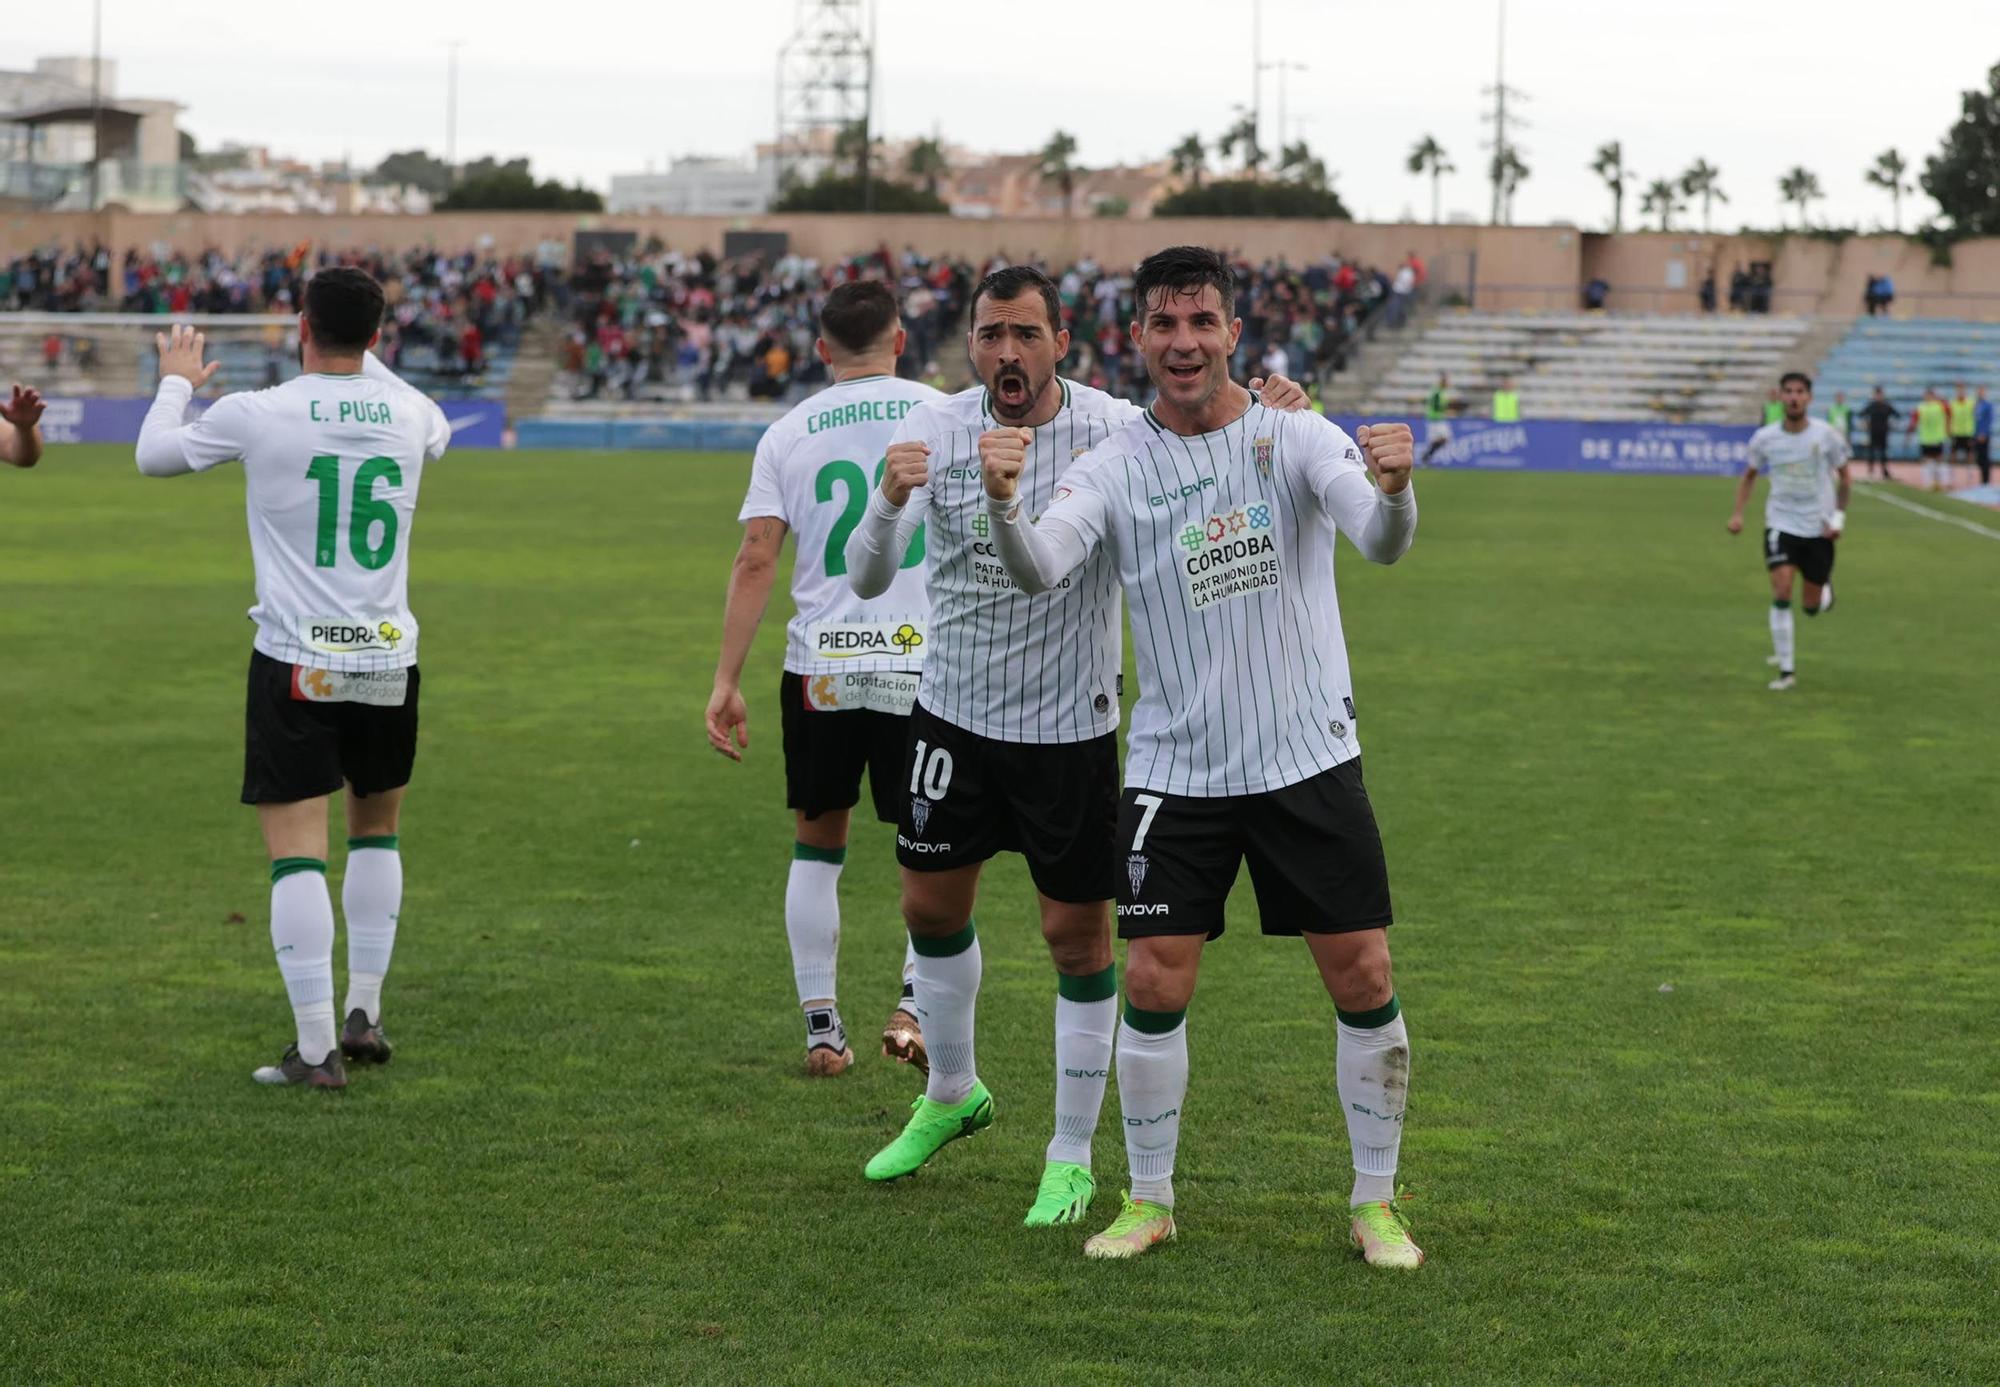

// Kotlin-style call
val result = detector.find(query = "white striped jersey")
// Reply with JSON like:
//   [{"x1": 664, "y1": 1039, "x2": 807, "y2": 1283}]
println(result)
[
  {"x1": 738, "y1": 374, "x2": 943, "y2": 674},
  {"x1": 137, "y1": 356, "x2": 449, "y2": 672},
  {"x1": 1747, "y1": 419, "x2": 1849, "y2": 537},
  {"x1": 876, "y1": 380, "x2": 1141, "y2": 743},
  {"x1": 1035, "y1": 401, "x2": 1417, "y2": 796}
]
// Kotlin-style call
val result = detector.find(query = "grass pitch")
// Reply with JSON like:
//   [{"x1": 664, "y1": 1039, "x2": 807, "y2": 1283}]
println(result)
[{"x1": 2, "y1": 448, "x2": 1996, "y2": 1385}]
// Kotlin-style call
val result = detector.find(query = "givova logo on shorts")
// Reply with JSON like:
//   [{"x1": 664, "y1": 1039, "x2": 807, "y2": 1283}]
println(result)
[{"x1": 1177, "y1": 500, "x2": 1281, "y2": 611}]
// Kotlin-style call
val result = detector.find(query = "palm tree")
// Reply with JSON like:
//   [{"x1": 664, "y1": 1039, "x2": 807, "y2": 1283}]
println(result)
[
  {"x1": 1169, "y1": 133, "x2": 1207, "y2": 189},
  {"x1": 1277, "y1": 140, "x2": 1329, "y2": 191},
  {"x1": 1864, "y1": 148, "x2": 1911, "y2": 231},
  {"x1": 1679, "y1": 159, "x2": 1727, "y2": 232},
  {"x1": 1641, "y1": 177, "x2": 1685, "y2": 232},
  {"x1": 1217, "y1": 111, "x2": 1264, "y2": 176},
  {"x1": 1590, "y1": 140, "x2": 1627, "y2": 232},
  {"x1": 905, "y1": 137, "x2": 948, "y2": 198},
  {"x1": 1407, "y1": 134, "x2": 1453, "y2": 224},
  {"x1": 1038, "y1": 129, "x2": 1079, "y2": 217},
  {"x1": 1492, "y1": 146, "x2": 1529, "y2": 225},
  {"x1": 1778, "y1": 166, "x2": 1823, "y2": 230}
]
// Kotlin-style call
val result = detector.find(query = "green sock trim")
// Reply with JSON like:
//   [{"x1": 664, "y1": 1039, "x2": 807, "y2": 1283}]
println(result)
[
  {"x1": 1771, "y1": 598, "x2": 1792, "y2": 610},
  {"x1": 1336, "y1": 994, "x2": 1402, "y2": 1029},
  {"x1": 270, "y1": 857, "x2": 327, "y2": 884},
  {"x1": 1057, "y1": 963, "x2": 1117, "y2": 1003},
  {"x1": 791, "y1": 841, "x2": 847, "y2": 865},
  {"x1": 1123, "y1": 1001, "x2": 1186, "y2": 1034},
  {"x1": 909, "y1": 920, "x2": 976, "y2": 958},
  {"x1": 347, "y1": 835, "x2": 399, "y2": 851}
]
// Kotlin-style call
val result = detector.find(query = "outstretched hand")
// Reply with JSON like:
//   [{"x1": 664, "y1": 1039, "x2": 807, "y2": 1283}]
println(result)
[
  {"x1": 1, "y1": 383, "x2": 45, "y2": 430},
  {"x1": 155, "y1": 324, "x2": 221, "y2": 389}
]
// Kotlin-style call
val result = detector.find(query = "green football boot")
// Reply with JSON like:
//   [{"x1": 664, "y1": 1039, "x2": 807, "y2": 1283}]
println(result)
[
  {"x1": 1349, "y1": 1188, "x2": 1425, "y2": 1269},
  {"x1": 1082, "y1": 1191, "x2": 1176, "y2": 1260},
  {"x1": 1023, "y1": 1161, "x2": 1097, "y2": 1227},
  {"x1": 863, "y1": 1082, "x2": 994, "y2": 1181}
]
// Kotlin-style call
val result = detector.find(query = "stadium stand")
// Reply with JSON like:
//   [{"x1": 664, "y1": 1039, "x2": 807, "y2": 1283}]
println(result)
[
  {"x1": 1812, "y1": 319, "x2": 2000, "y2": 458},
  {"x1": 1363, "y1": 311, "x2": 1816, "y2": 423}
]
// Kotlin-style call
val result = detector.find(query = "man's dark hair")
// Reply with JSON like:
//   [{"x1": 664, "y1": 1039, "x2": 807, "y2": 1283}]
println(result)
[
  {"x1": 1132, "y1": 245, "x2": 1236, "y2": 320},
  {"x1": 969, "y1": 265, "x2": 1060, "y2": 331},
  {"x1": 303, "y1": 266, "x2": 385, "y2": 353},
  {"x1": 818, "y1": 279, "x2": 901, "y2": 354},
  {"x1": 1779, "y1": 370, "x2": 1812, "y2": 392}
]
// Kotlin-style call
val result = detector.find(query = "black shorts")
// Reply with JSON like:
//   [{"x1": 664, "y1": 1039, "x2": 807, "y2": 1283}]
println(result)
[
  {"x1": 1764, "y1": 528, "x2": 1835, "y2": 586},
  {"x1": 779, "y1": 671, "x2": 909, "y2": 823},
  {"x1": 1919, "y1": 443, "x2": 1944, "y2": 459},
  {"x1": 895, "y1": 699, "x2": 1119, "y2": 903},
  {"x1": 242, "y1": 650, "x2": 419, "y2": 805},
  {"x1": 1862, "y1": 439, "x2": 1889, "y2": 464},
  {"x1": 1116, "y1": 759, "x2": 1393, "y2": 940}
]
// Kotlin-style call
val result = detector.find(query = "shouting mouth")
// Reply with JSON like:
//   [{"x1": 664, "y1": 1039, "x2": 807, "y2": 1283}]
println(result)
[
  {"x1": 1163, "y1": 359, "x2": 1206, "y2": 388},
  {"x1": 994, "y1": 369, "x2": 1031, "y2": 411}
]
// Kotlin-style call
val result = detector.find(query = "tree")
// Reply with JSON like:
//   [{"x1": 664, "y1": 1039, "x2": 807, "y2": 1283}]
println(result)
[
  {"x1": 1865, "y1": 148, "x2": 1913, "y2": 231},
  {"x1": 1092, "y1": 195, "x2": 1131, "y2": 218},
  {"x1": 771, "y1": 173, "x2": 946, "y2": 214},
  {"x1": 1778, "y1": 166, "x2": 1824, "y2": 229},
  {"x1": 1491, "y1": 145, "x2": 1529, "y2": 224},
  {"x1": 1153, "y1": 177, "x2": 1349, "y2": 219},
  {"x1": 459, "y1": 156, "x2": 531, "y2": 184},
  {"x1": 1679, "y1": 159, "x2": 1727, "y2": 232},
  {"x1": 1038, "y1": 129, "x2": 1079, "y2": 217},
  {"x1": 438, "y1": 170, "x2": 602, "y2": 211},
  {"x1": 832, "y1": 121, "x2": 881, "y2": 182},
  {"x1": 1590, "y1": 141, "x2": 1627, "y2": 232},
  {"x1": 905, "y1": 137, "x2": 948, "y2": 197},
  {"x1": 1406, "y1": 134, "x2": 1453, "y2": 224},
  {"x1": 1922, "y1": 60, "x2": 2000, "y2": 236},
  {"x1": 1640, "y1": 177, "x2": 1685, "y2": 232},
  {"x1": 1276, "y1": 140, "x2": 1330, "y2": 191},
  {"x1": 1216, "y1": 111, "x2": 1264, "y2": 176},
  {"x1": 375, "y1": 149, "x2": 454, "y2": 196},
  {"x1": 1169, "y1": 133, "x2": 1208, "y2": 189}
]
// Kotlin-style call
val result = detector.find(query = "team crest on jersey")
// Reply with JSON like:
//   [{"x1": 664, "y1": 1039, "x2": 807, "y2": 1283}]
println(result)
[
  {"x1": 1126, "y1": 853, "x2": 1149, "y2": 898},
  {"x1": 1253, "y1": 436, "x2": 1275, "y2": 477},
  {"x1": 910, "y1": 798, "x2": 932, "y2": 835}
]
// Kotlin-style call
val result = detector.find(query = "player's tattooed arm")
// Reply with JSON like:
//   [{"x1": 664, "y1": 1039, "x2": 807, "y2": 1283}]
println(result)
[
  {"x1": 708, "y1": 516, "x2": 789, "y2": 761},
  {"x1": 0, "y1": 384, "x2": 45, "y2": 467}
]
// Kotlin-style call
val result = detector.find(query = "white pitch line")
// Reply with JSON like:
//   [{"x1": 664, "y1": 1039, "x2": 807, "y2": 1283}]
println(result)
[{"x1": 1861, "y1": 487, "x2": 2000, "y2": 542}]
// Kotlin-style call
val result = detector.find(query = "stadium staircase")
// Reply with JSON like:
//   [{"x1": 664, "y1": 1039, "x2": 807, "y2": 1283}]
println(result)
[
  {"x1": 505, "y1": 316, "x2": 569, "y2": 426},
  {"x1": 1362, "y1": 311, "x2": 1815, "y2": 423},
  {"x1": 1813, "y1": 318, "x2": 2000, "y2": 458},
  {"x1": 1316, "y1": 298, "x2": 1445, "y2": 414}
]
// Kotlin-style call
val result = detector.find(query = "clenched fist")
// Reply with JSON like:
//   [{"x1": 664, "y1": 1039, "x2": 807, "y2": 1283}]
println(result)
[
  {"x1": 979, "y1": 426, "x2": 1033, "y2": 503},
  {"x1": 1356, "y1": 422, "x2": 1414, "y2": 496},
  {"x1": 881, "y1": 440, "x2": 931, "y2": 506}
]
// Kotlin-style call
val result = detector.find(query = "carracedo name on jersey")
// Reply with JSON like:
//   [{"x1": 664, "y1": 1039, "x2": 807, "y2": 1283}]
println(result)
[
  {"x1": 1178, "y1": 500, "x2": 1280, "y2": 611},
  {"x1": 803, "y1": 669, "x2": 921, "y2": 716},
  {"x1": 805, "y1": 618, "x2": 928, "y2": 661},
  {"x1": 300, "y1": 616, "x2": 408, "y2": 655}
]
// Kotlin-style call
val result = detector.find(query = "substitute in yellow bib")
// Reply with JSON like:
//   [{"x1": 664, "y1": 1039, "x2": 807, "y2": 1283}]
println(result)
[
  {"x1": 1909, "y1": 387, "x2": 1951, "y2": 490},
  {"x1": 1949, "y1": 382, "x2": 1977, "y2": 478},
  {"x1": 1492, "y1": 377, "x2": 1521, "y2": 422}
]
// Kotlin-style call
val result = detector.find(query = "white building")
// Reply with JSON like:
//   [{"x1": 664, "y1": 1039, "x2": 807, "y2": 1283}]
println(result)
[
  {"x1": 0, "y1": 55, "x2": 185, "y2": 210},
  {"x1": 609, "y1": 157, "x2": 779, "y2": 215}
]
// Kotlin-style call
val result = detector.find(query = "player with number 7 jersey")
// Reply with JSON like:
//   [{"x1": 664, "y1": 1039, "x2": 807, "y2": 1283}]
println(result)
[{"x1": 136, "y1": 268, "x2": 448, "y2": 1090}]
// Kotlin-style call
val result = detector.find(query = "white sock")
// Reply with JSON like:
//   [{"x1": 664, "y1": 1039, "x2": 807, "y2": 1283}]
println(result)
[
  {"x1": 1337, "y1": 1000, "x2": 1411, "y2": 1207},
  {"x1": 785, "y1": 844, "x2": 843, "y2": 1007},
  {"x1": 1816, "y1": 582, "x2": 1834, "y2": 614},
  {"x1": 899, "y1": 938, "x2": 918, "y2": 1014},
  {"x1": 1047, "y1": 968, "x2": 1117, "y2": 1167},
  {"x1": 1769, "y1": 602, "x2": 1795, "y2": 672},
  {"x1": 1117, "y1": 1008, "x2": 1188, "y2": 1208},
  {"x1": 270, "y1": 860, "x2": 336, "y2": 1064},
  {"x1": 342, "y1": 836, "x2": 401, "y2": 1024},
  {"x1": 912, "y1": 922, "x2": 981, "y2": 1105}
]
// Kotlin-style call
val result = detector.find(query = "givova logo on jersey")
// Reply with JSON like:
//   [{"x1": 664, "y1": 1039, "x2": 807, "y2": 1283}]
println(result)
[
  {"x1": 302, "y1": 616, "x2": 406, "y2": 654},
  {"x1": 1177, "y1": 500, "x2": 1281, "y2": 611}
]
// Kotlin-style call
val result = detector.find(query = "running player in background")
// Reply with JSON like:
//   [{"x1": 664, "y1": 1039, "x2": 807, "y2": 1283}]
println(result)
[
  {"x1": 1420, "y1": 373, "x2": 1452, "y2": 463},
  {"x1": 844, "y1": 264, "x2": 1309, "y2": 1228},
  {"x1": 706, "y1": 280, "x2": 937, "y2": 1077},
  {"x1": 1857, "y1": 386, "x2": 1898, "y2": 480},
  {"x1": 135, "y1": 270, "x2": 448, "y2": 1087},
  {"x1": 980, "y1": 246, "x2": 1424, "y2": 1268},
  {"x1": 1909, "y1": 387, "x2": 1950, "y2": 490},
  {"x1": 1, "y1": 383, "x2": 45, "y2": 466},
  {"x1": 1727, "y1": 371, "x2": 1851, "y2": 692}
]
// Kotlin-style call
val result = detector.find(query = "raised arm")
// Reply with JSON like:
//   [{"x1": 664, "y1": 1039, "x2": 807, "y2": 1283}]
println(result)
[
  {"x1": 135, "y1": 324, "x2": 226, "y2": 477},
  {"x1": 980, "y1": 425, "x2": 1102, "y2": 594},
  {"x1": 1, "y1": 385, "x2": 45, "y2": 467},
  {"x1": 1311, "y1": 421, "x2": 1418, "y2": 564},
  {"x1": 845, "y1": 439, "x2": 930, "y2": 598}
]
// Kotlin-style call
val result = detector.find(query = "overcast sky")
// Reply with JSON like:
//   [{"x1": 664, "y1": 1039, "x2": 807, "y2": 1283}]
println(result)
[{"x1": 18, "y1": 0, "x2": 1994, "y2": 230}]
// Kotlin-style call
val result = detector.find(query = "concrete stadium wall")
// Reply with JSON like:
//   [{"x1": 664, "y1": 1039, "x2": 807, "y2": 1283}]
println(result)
[{"x1": 6, "y1": 210, "x2": 1998, "y2": 319}]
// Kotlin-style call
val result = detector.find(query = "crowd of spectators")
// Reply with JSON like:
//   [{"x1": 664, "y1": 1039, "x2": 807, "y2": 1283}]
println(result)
[
  {"x1": 3, "y1": 241, "x2": 561, "y2": 380},
  {"x1": 559, "y1": 243, "x2": 975, "y2": 402}
]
